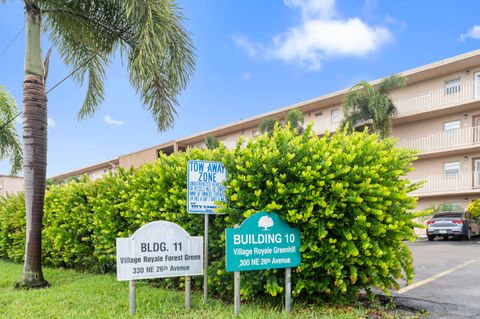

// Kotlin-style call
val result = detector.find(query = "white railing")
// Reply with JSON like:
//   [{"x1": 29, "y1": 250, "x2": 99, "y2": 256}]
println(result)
[
  {"x1": 410, "y1": 173, "x2": 480, "y2": 195},
  {"x1": 397, "y1": 126, "x2": 480, "y2": 152},
  {"x1": 313, "y1": 80, "x2": 477, "y2": 135},
  {"x1": 394, "y1": 80, "x2": 475, "y2": 116},
  {"x1": 313, "y1": 116, "x2": 342, "y2": 135}
]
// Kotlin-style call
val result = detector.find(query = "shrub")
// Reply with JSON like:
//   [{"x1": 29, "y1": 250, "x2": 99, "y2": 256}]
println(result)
[
  {"x1": 0, "y1": 125, "x2": 420, "y2": 302},
  {"x1": 0, "y1": 192, "x2": 25, "y2": 262},
  {"x1": 217, "y1": 125, "x2": 420, "y2": 301},
  {"x1": 43, "y1": 179, "x2": 94, "y2": 270},
  {"x1": 468, "y1": 199, "x2": 480, "y2": 219}
]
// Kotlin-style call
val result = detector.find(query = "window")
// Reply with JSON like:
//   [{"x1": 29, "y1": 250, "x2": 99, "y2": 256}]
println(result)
[
  {"x1": 443, "y1": 120, "x2": 460, "y2": 133},
  {"x1": 331, "y1": 109, "x2": 340, "y2": 124},
  {"x1": 445, "y1": 78, "x2": 461, "y2": 95},
  {"x1": 444, "y1": 162, "x2": 460, "y2": 177}
]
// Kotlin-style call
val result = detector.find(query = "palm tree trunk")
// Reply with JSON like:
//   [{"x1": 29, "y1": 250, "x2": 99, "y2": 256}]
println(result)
[{"x1": 16, "y1": 1, "x2": 49, "y2": 289}]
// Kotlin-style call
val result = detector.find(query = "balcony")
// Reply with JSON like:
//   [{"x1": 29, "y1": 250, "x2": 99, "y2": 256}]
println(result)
[
  {"x1": 397, "y1": 126, "x2": 480, "y2": 153},
  {"x1": 410, "y1": 173, "x2": 480, "y2": 196},
  {"x1": 313, "y1": 80, "x2": 478, "y2": 135},
  {"x1": 394, "y1": 80, "x2": 476, "y2": 116},
  {"x1": 313, "y1": 117, "x2": 343, "y2": 135}
]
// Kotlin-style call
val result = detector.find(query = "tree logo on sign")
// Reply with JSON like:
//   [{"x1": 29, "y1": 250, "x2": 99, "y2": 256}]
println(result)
[{"x1": 258, "y1": 215, "x2": 274, "y2": 230}]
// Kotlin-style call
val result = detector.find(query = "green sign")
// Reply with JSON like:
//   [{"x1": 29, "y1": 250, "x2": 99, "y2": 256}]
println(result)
[{"x1": 225, "y1": 212, "x2": 301, "y2": 272}]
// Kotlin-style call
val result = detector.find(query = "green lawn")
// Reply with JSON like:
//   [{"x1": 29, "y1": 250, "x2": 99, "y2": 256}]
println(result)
[{"x1": 0, "y1": 260, "x2": 418, "y2": 319}]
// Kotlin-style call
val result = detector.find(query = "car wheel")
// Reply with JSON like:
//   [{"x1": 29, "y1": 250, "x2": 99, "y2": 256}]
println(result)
[
  {"x1": 464, "y1": 228, "x2": 472, "y2": 241},
  {"x1": 427, "y1": 235, "x2": 435, "y2": 241}
]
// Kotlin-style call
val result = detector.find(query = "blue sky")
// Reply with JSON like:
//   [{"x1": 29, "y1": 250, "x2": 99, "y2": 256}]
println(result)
[{"x1": 0, "y1": 0, "x2": 479, "y2": 177}]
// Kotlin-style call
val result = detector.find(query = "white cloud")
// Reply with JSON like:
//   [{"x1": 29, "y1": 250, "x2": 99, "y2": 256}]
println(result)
[
  {"x1": 460, "y1": 25, "x2": 480, "y2": 41},
  {"x1": 233, "y1": 0, "x2": 392, "y2": 71},
  {"x1": 232, "y1": 35, "x2": 262, "y2": 58},
  {"x1": 104, "y1": 115, "x2": 124, "y2": 126},
  {"x1": 242, "y1": 72, "x2": 252, "y2": 80},
  {"x1": 284, "y1": 0, "x2": 336, "y2": 20},
  {"x1": 47, "y1": 118, "x2": 56, "y2": 128}
]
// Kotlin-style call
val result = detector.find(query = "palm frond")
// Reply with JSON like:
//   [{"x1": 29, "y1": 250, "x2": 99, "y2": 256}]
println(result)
[
  {"x1": 123, "y1": 0, "x2": 195, "y2": 131},
  {"x1": 0, "y1": 87, "x2": 22, "y2": 175},
  {"x1": 41, "y1": 0, "x2": 195, "y2": 131},
  {"x1": 377, "y1": 74, "x2": 406, "y2": 95}
]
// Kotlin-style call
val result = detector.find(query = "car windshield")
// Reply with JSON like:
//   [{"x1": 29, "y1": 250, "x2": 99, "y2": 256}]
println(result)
[{"x1": 433, "y1": 212, "x2": 464, "y2": 219}]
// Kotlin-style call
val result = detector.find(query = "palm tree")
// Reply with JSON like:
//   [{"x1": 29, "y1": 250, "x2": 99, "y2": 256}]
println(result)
[
  {"x1": 259, "y1": 118, "x2": 278, "y2": 136},
  {"x1": 0, "y1": 87, "x2": 22, "y2": 175},
  {"x1": 285, "y1": 109, "x2": 304, "y2": 134},
  {"x1": 9, "y1": 0, "x2": 195, "y2": 289},
  {"x1": 204, "y1": 135, "x2": 220, "y2": 150},
  {"x1": 340, "y1": 74, "x2": 406, "y2": 139}
]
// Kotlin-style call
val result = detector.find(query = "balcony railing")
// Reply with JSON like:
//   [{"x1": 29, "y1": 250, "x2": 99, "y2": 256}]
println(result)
[
  {"x1": 397, "y1": 126, "x2": 480, "y2": 152},
  {"x1": 410, "y1": 173, "x2": 480, "y2": 196},
  {"x1": 313, "y1": 116, "x2": 343, "y2": 135},
  {"x1": 313, "y1": 80, "x2": 478, "y2": 134},
  {"x1": 395, "y1": 80, "x2": 476, "y2": 116}
]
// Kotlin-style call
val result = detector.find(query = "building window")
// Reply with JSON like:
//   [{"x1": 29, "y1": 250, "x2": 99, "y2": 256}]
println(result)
[
  {"x1": 444, "y1": 161, "x2": 460, "y2": 177},
  {"x1": 443, "y1": 120, "x2": 460, "y2": 133},
  {"x1": 331, "y1": 109, "x2": 340, "y2": 124},
  {"x1": 444, "y1": 78, "x2": 461, "y2": 95}
]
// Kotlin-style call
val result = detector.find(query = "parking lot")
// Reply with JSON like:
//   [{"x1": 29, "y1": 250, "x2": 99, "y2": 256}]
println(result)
[{"x1": 391, "y1": 238, "x2": 480, "y2": 318}]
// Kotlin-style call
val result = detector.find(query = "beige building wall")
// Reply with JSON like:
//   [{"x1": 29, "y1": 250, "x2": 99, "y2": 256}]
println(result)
[
  {"x1": 409, "y1": 151, "x2": 480, "y2": 180},
  {"x1": 393, "y1": 110, "x2": 474, "y2": 140},
  {"x1": 119, "y1": 147, "x2": 157, "y2": 169},
  {"x1": 0, "y1": 176, "x2": 24, "y2": 197}
]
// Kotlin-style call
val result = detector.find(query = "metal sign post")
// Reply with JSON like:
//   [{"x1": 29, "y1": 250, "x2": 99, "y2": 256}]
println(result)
[
  {"x1": 204, "y1": 213, "x2": 209, "y2": 303},
  {"x1": 186, "y1": 160, "x2": 227, "y2": 304},
  {"x1": 285, "y1": 268, "x2": 291, "y2": 313},
  {"x1": 129, "y1": 280, "x2": 136, "y2": 315},
  {"x1": 234, "y1": 270, "x2": 241, "y2": 316},
  {"x1": 233, "y1": 224, "x2": 240, "y2": 316},
  {"x1": 185, "y1": 276, "x2": 191, "y2": 311}
]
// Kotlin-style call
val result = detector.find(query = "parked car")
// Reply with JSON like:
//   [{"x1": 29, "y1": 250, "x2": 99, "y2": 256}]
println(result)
[{"x1": 426, "y1": 211, "x2": 480, "y2": 241}]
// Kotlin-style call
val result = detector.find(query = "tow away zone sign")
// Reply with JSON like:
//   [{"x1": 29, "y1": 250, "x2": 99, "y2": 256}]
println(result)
[{"x1": 187, "y1": 160, "x2": 227, "y2": 214}]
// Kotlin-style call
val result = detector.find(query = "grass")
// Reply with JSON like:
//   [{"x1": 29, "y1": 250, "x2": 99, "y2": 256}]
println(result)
[{"x1": 0, "y1": 260, "x2": 419, "y2": 319}]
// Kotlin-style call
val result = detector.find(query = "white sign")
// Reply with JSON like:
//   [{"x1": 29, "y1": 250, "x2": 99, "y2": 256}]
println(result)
[
  {"x1": 187, "y1": 160, "x2": 227, "y2": 214},
  {"x1": 116, "y1": 221, "x2": 203, "y2": 281}
]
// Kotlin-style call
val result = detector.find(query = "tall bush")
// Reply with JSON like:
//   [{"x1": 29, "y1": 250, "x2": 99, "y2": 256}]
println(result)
[
  {"x1": 217, "y1": 125, "x2": 420, "y2": 300},
  {"x1": 468, "y1": 199, "x2": 480, "y2": 219},
  {"x1": 0, "y1": 193, "x2": 25, "y2": 262},
  {"x1": 0, "y1": 125, "x2": 420, "y2": 302}
]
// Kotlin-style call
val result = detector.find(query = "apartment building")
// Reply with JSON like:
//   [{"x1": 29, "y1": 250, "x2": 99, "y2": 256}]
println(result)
[
  {"x1": 0, "y1": 175, "x2": 23, "y2": 197},
  {"x1": 51, "y1": 159, "x2": 119, "y2": 182},
  {"x1": 51, "y1": 49, "x2": 480, "y2": 213}
]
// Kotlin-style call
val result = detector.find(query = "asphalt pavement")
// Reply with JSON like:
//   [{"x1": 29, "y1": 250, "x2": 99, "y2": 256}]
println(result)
[{"x1": 390, "y1": 237, "x2": 480, "y2": 318}]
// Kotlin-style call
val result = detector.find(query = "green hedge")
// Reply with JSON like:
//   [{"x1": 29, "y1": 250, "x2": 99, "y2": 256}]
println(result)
[
  {"x1": 468, "y1": 199, "x2": 480, "y2": 219},
  {"x1": 0, "y1": 125, "x2": 420, "y2": 301}
]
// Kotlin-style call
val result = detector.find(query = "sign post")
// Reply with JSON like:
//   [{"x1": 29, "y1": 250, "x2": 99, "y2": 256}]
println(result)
[
  {"x1": 116, "y1": 221, "x2": 203, "y2": 314},
  {"x1": 185, "y1": 276, "x2": 191, "y2": 311},
  {"x1": 187, "y1": 160, "x2": 227, "y2": 303},
  {"x1": 285, "y1": 267, "x2": 291, "y2": 312},
  {"x1": 233, "y1": 224, "x2": 240, "y2": 316},
  {"x1": 225, "y1": 212, "x2": 301, "y2": 315},
  {"x1": 129, "y1": 280, "x2": 136, "y2": 315},
  {"x1": 204, "y1": 213, "x2": 209, "y2": 302}
]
